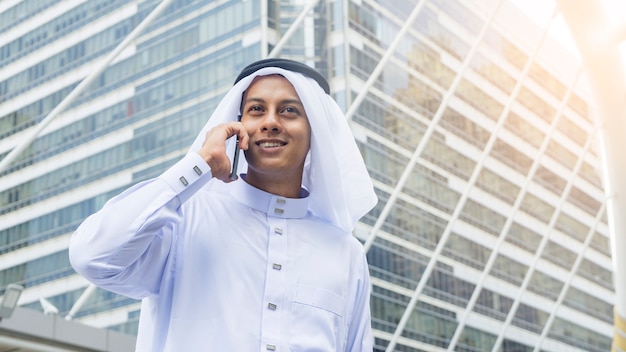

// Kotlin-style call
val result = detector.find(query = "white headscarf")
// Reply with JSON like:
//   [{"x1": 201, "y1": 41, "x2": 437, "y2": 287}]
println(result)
[{"x1": 187, "y1": 66, "x2": 377, "y2": 233}]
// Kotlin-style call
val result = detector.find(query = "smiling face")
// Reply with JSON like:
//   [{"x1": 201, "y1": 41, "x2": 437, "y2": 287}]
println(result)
[{"x1": 241, "y1": 75, "x2": 311, "y2": 197}]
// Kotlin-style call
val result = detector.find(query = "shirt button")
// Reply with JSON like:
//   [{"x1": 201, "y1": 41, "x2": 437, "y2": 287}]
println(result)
[
  {"x1": 266, "y1": 344, "x2": 276, "y2": 351},
  {"x1": 268, "y1": 303, "x2": 277, "y2": 310},
  {"x1": 272, "y1": 263, "x2": 282, "y2": 270},
  {"x1": 274, "y1": 227, "x2": 283, "y2": 235}
]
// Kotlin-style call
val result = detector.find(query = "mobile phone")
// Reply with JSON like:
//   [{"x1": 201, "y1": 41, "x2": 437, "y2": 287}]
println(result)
[{"x1": 229, "y1": 114, "x2": 242, "y2": 180}]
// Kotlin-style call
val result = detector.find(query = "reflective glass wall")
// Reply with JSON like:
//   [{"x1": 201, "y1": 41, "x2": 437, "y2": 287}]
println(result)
[{"x1": 344, "y1": 1, "x2": 611, "y2": 351}]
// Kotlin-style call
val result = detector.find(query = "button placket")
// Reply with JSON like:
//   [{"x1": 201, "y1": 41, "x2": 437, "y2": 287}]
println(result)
[{"x1": 259, "y1": 216, "x2": 288, "y2": 350}]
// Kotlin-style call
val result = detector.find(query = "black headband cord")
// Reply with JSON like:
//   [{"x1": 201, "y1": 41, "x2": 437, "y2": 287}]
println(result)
[{"x1": 234, "y1": 58, "x2": 330, "y2": 95}]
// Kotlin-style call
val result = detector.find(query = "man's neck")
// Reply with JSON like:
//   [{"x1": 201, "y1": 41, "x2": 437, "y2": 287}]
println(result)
[{"x1": 241, "y1": 173, "x2": 303, "y2": 198}]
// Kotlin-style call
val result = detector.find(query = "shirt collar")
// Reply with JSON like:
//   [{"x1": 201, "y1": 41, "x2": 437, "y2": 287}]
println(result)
[{"x1": 230, "y1": 175, "x2": 309, "y2": 218}]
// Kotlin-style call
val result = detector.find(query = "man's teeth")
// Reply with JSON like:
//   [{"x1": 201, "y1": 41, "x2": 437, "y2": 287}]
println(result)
[{"x1": 259, "y1": 142, "x2": 283, "y2": 147}]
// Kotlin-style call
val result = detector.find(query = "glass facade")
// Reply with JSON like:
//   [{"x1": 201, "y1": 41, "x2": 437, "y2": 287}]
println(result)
[{"x1": 0, "y1": 0, "x2": 613, "y2": 351}]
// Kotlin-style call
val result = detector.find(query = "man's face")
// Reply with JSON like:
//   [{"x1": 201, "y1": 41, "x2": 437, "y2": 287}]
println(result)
[{"x1": 241, "y1": 75, "x2": 311, "y2": 183}]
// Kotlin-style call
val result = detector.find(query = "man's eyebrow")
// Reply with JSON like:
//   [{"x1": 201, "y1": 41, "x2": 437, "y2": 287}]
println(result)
[
  {"x1": 244, "y1": 97, "x2": 263, "y2": 103},
  {"x1": 281, "y1": 98, "x2": 304, "y2": 106},
  {"x1": 244, "y1": 97, "x2": 303, "y2": 105}
]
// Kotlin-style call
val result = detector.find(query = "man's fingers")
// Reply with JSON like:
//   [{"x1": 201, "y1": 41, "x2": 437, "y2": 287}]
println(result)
[
  {"x1": 238, "y1": 131, "x2": 249, "y2": 150},
  {"x1": 197, "y1": 122, "x2": 247, "y2": 182}
]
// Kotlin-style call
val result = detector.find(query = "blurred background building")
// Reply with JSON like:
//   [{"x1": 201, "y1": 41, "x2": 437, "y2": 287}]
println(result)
[{"x1": 0, "y1": 0, "x2": 614, "y2": 351}]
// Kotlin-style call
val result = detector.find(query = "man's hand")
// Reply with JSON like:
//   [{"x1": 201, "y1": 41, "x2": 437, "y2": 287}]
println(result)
[{"x1": 197, "y1": 122, "x2": 249, "y2": 182}]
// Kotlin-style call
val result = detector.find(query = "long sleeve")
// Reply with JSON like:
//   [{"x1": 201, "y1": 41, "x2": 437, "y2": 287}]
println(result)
[
  {"x1": 69, "y1": 153, "x2": 212, "y2": 299},
  {"x1": 345, "y1": 252, "x2": 374, "y2": 351}
]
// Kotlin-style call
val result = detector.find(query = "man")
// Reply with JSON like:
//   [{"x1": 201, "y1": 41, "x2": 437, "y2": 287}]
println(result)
[{"x1": 69, "y1": 58, "x2": 378, "y2": 351}]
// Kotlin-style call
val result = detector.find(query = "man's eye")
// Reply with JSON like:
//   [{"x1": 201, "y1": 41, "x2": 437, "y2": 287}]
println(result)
[{"x1": 283, "y1": 107, "x2": 298, "y2": 114}]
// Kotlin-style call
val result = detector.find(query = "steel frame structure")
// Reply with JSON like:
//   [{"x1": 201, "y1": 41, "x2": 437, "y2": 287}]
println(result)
[{"x1": 353, "y1": 0, "x2": 611, "y2": 351}]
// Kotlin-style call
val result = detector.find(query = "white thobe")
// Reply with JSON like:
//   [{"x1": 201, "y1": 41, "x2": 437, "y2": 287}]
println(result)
[{"x1": 69, "y1": 153, "x2": 374, "y2": 351}]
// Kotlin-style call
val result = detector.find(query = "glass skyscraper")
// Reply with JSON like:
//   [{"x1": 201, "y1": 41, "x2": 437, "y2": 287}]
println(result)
[{"x1": 0, "y1": 0, "x2": 613, "y2": 351}]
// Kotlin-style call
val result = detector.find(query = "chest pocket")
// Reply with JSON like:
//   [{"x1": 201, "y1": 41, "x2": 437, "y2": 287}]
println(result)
[
  {"x1": 289, "y1": 284, "x2": 345, "y2": 351},
  {"x1": 294, "y1": 285, "x2": 344, "y2": 315}
]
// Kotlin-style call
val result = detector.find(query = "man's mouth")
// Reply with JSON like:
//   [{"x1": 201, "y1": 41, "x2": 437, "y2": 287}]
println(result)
[{"x1": 258, "y1": 141, "x2": 286, "y2": 148}]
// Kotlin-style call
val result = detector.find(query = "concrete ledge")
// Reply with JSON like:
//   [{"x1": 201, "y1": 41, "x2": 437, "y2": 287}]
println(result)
[{"x1": 0, "y1": 307, "x2": 136, "y2": 351}]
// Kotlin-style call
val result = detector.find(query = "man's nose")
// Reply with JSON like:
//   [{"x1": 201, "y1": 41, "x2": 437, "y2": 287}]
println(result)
[{"x1": 261, "y1": 111, "x2": 281, "y2": 132}]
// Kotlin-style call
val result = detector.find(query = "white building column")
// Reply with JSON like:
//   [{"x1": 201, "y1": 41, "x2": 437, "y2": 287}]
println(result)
[{"x1": 555, "y1": 1, "x2": 626, "y2": 350}]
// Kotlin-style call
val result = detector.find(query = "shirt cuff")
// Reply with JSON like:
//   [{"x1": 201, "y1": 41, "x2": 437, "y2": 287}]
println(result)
[{"x1": 159, "y1": 153, "x2": 212, "y2": 202}]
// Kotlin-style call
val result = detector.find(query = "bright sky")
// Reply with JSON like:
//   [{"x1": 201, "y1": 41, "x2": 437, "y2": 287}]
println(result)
[
  {"x1": 511, "y1": 0, "x2": 626, "y2": 59},
  {"x1": 510, "y1": 0, "x2": 578, "y2": 56}
]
